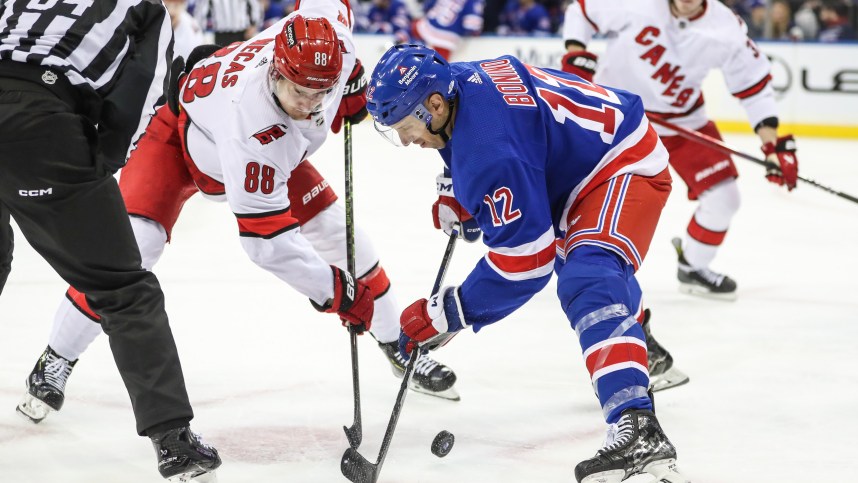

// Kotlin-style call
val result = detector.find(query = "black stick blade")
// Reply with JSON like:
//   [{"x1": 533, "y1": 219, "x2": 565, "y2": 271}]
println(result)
[
  {"x1": 341, "y1": 447, "x2": 377, "y2": 483},
  {"x1": 344, "y1": 423, "x2": 362, "y2": 449}
]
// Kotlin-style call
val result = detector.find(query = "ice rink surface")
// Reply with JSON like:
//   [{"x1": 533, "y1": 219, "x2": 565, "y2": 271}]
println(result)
[{"x1": 1, "y1": 126, "x2": 856, "y2": 483}]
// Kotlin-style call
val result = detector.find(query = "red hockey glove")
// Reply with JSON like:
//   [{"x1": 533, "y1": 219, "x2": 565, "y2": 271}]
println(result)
[
  {"x1": 331, "y1": 59, "x2": 369, "y2": 134},
  {"x1": 761, "y1": 134, "x2": 798, "y2": 191},
  {"x1": 398, "y1": 287, "x2": 465, "y2": 359},
  {"x1": 432, "y1": 174, "x2": 481, "y2": 243},
  {"x1": 560, "y1": 50, "x2": 598, "y2": 83},
  {"x1": 311, "y1": 266, "x2": 374, "y2": 333}
]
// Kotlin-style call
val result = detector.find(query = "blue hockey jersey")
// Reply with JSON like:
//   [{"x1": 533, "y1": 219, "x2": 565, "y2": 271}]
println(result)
[
  {"x1": 441, "y1": 56, "x2": 667, "y2": 331},
  {"x1": 413, "y1": 0, "x2": 485, "y2": 51}
]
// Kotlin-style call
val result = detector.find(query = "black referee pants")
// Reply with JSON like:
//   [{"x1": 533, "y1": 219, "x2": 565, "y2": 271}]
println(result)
[
  {"x1": 0, "y1": 77, "x2": 193, "y2": 436},
  {"x1": 0, "y1": 203, "x2": 11, "y2": 295}
]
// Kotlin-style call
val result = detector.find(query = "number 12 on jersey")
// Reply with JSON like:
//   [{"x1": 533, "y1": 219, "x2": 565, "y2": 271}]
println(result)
[{"x1": 526, "y1": 65, "x2": 625, "y2": 144}]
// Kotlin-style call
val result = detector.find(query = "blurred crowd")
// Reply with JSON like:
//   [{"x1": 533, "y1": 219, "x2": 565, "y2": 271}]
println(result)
[
  {"x1": 355, "y1": 0, "x2": 858, "y2": 41},
  {"x1": 724, "y1": 0, "x2": 857, "y2": 40},
  {"x1": 179, "y1": 0, "x2": 857, "y2": 45}
]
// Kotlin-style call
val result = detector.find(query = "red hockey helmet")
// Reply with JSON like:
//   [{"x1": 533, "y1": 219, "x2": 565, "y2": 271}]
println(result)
[{"x1": 273, "y1": 15, "x2": 343, "y2": 90}]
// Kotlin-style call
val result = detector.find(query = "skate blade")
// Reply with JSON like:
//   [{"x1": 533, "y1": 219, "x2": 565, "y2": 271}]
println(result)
[
  {"x1": 650, "y1": 367, "x2": 690, "y2": 392},
  {"x1": 644, "y1": 459, "x2": 690, "y2": 483},
  {"x1": 168, "y1": 470, "x2": 218, "y2": 483},
  {"x1": 407, "y1": 379, "x2": 461, "y2": 401},
  {"x1": 16, "y1": 393, "x2": 53, "y2": 424},
  {"x1": 678, "y1": 283, "x2": 737, "y2": 302},
  {"x1": 580, "y1": 469, "x2": 625, "y2": 483}
]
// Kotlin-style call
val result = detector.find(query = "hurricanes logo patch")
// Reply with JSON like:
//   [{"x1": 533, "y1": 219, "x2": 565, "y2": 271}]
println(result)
[{"x1": 252, "y1": 124, "x2": 288, "y2": 145}]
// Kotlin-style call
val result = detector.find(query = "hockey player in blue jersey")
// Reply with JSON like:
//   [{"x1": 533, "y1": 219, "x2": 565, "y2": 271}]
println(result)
[
  {"x1": 411, "y1": 0, "x2": 485, "y2": 60},
  {"x1": 366, "y1": 44, "x2": 690, "y2": 483}
]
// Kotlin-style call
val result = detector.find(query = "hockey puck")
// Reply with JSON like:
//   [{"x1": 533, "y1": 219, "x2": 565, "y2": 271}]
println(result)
[{"x1": 431, "y1": 430, "x2": 455, "y2": 457}]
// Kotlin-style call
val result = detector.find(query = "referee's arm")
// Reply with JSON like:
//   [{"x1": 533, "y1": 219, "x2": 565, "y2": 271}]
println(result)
[{"x1": 97, "y1": 1, "x2": 174, "y2": 174}]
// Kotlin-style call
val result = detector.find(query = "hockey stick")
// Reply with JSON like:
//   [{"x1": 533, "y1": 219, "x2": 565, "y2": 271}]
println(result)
[
  {"x1": 647, "y1": 116, "x2": 858, "y2": 205},
  {"x1": 343, "y1": 119, "x2": 363, "y2": 450},
  {"x1": 341, "y1": 227, "x2": 460, "y2": 483}
]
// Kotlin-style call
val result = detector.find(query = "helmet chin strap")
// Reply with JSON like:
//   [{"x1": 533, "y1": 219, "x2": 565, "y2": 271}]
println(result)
[{"x1": 428, "y1": 99, "x2": 455, "y2": 143}]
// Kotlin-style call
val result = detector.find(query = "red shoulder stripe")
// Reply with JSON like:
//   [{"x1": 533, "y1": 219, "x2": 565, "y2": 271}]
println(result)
[
  {"x1": 235, "y1": 208, "x2": 300, "y2": 238},
  {"x1": 733, "y1": 74, "x2": 771, "y2": 100}
]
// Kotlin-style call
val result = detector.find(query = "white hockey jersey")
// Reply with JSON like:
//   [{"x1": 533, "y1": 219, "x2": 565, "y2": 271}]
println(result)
[
  {"x1": 563, "y1": 0, "x2": 777, "y2": 134},
  {"x1": 173, "y1": 10, "x2": 205, "y2": 61},
  {"x1": 178, "y1": 0, "x2": 356, "y2": 305}
]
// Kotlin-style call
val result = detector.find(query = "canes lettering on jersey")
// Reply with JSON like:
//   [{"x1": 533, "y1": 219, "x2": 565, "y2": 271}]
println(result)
[{"x1": 635, "y1": 26, "x2": 695, "y2": 108}]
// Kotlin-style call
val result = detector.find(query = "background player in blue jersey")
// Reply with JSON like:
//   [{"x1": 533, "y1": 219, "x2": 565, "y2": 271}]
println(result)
[
  {"x1": 366, "y1": 44, "x2": 690, "y2": 483},
  {"x1": 411, "y1": 0, "x2": 485, "y2": 60}
]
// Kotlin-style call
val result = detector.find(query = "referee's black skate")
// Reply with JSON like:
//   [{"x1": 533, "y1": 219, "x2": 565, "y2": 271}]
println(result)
[
  {"x1": 672, "y1": 237, "x2": 737, "y2": 301},
  {"x1": 642, "y1": 309, "x2": 689, "y2": 392},
  {"x1": 575, "y1": 409, "x2": 689, "y2": 483},
  {"x1": 150, "y1": 426, "x2": 221, "y2": 482},
  {"x1": 16, "y1": 345, "x2": 77, "y2": 423},
  {"x1": 378, "y1": 341, "x2": 459, "y2": 401}
]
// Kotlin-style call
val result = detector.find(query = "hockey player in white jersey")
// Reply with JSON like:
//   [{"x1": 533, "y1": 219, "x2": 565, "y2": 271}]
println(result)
[
  {"x1": 165, "y1": 0, "x2": 205, "y2": 61},
  {"x1": 562, "y1": 0, "x2": 799, "y2": 301},
  {"x1": 17, "y1": 0, "x2": 459, "y2": 427}
]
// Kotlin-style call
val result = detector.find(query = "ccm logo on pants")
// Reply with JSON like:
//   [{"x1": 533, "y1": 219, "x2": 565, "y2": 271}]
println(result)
[{"x1": 19, "y1": 188, "x2": 53, "y2": 197}]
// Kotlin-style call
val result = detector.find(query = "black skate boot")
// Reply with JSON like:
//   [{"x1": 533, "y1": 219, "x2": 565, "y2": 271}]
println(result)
[
  {"x1": 575, "y1": 409, "x2": 689, "y2": 483},
  {"x1": 378, "y1": 341, "x2": 460, "y2": 401},
  {"x1": 150, "y1": 426, "x2": 221, "y2": 482},
  {"x1": 672, "y1": 237, "x2": 737, "y2": 301},
  {"x1": 642, "y1": 309, "x2": 689, "y2": 392},
  {"x1": 16, "y1": 345, "x2": 77, "y2": 423}
]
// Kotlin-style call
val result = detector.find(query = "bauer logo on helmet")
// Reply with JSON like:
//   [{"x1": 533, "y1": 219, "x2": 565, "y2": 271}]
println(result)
[{"x1": 286, "y1": 24, "x2": 295, "y2": 47}]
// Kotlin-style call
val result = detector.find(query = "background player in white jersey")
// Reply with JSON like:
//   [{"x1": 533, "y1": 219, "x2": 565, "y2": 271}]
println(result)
[
  {"x1": 562, "y1": 0, "x2": 800, "y2": 300},
  {"x1": 17, "y1": 0, "x2": 460, "y2": 426},
  {"x1": 367, "y1": 44, "x2": 689, "y2": 483},
  {"x1": 166, "y1": 0, "x2": 206, "y2": 61}
]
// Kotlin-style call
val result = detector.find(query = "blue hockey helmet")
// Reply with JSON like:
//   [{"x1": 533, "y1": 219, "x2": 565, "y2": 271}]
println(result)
[{"x1": 366, "y1": 44, "x2": 457, "y2": 127}]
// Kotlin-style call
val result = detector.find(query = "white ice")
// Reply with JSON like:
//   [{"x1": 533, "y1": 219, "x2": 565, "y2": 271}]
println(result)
[{"x1": 1, "y1": 127, "x2": 856, "y2": 483}]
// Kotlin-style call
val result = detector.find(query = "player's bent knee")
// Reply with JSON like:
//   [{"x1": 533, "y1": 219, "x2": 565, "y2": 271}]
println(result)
[
  {"x1": 557, "y1": 246, "x2": 634, "y2": 327},
  {"x1": 700, "y1": 178, "x2": 741, "y2": 217}
]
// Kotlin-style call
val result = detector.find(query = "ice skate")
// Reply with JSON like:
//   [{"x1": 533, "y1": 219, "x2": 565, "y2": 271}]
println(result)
[
  {"x1": 641, "y1": 309, "x2": 689, "y2": 392},
  {"x1": 16, "y1": 346, "x2": 77, "y2": 423},
  {"x1": 672, "y1": 237, "x2": 737, "y2": 301},
  {"x1": 150, "y1": 426, "x2": 221, "y2": 482},
  {"x1": 575, "y1": 409, "x2": 689, "y2": 483},
  {"x1": 378, "y1": 341, "x2": 460, "y2": 401}
]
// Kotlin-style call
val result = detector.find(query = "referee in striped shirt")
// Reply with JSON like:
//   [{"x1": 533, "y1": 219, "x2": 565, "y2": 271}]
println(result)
[
  {"x1": 0, "y1": 1, "x2": 220, "y2": 479},
  {"x1": 194, "y1": 0, "x2": 263, "y2": 45}
]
